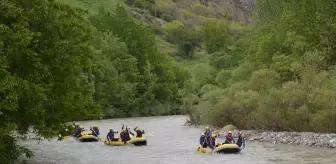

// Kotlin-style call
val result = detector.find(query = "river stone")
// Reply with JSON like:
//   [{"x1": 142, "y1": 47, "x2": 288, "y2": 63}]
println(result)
[
  {"x1": 221, "y1": 124, "x2": 237, "y2": 132},
  {"x1": 212, "y1": 127, "x2": 336, "y2": 148},
  {"x1": 330, "y1": 139, "x2": 336, "y2": 148}
]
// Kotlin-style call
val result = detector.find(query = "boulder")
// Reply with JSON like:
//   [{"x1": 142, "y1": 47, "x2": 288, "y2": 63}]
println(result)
[{"x1": 220, "y1": 124, "x2": 237, "y2": 132}]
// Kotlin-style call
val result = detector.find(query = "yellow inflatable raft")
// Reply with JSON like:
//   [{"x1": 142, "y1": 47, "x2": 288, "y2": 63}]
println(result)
[
  {"x1": 76, "y1": 131, "x2": 100, "y2": 142},
  {"x1": 197, "y1": 144, "x2": 241, "y2": 154},
  {"x1": 104, "y1": 137, "x2": 147, "y2": 146}
]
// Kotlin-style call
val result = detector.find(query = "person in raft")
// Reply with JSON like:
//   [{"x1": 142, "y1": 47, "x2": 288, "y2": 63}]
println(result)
[
  {"x1": 204, "y1": 127, "x2": 212, "y2": 139},
  {"x1": 209, "y1": 133, "x2": 218, "y2": 150},
  {"x1": 204, "y1": 127, "x2": 212, "y2": 146},
  {"x1": 120, "y1": 129, "x2": 130, "y2": 143},
  {"x1": 120, "y1": 125, "x2": 133, "y2": 142},
  {"x1": 73, "y1": 125, "x2": 85, "y2": 137},
  {"x1": 134, "y1": 126, "x2": 145, "y2": 138},
  {"x1": 90, "y1": 125, "x2": 100, "y2": 136},
  {"x1": 199, "y1": 133, "x2": 207, "y2": 148},
  {"x1": 224, "y1": 131, "x2": 234, "y2": 144},
  {"x1": 236, "y1": 132, "x2": 245, "y2": 148},
  {"x1": 106, "y1": 128, "x2": 119, "y2": 141},
  {"x1": 121, "y1": 125, "x2": 134, "y2": 136}
]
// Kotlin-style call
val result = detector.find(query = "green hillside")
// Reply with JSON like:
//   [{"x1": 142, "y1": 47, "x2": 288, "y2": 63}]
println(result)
[{"x1": 57, "y1": 0, "x2": 122, "y2": 13}]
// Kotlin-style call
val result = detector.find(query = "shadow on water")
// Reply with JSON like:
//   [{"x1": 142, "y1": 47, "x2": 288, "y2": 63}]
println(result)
[{"x1": 22, "y1": 115, "x2": 336, "y2": 164}]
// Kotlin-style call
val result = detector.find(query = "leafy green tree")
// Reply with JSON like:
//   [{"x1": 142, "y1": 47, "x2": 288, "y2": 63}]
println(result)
[
  {"x1": 162, "y1": 20, "x2": 200, "y2": 57},
  {"x1": 201, "y1": 18, "x2": 233, "y2": 54},
  {"x1": 90, "y1": 4, "x2": 188, "y2": 116},
  {"x1": 90, "y1": 29, "x2": 139, "y2": 118},
  {"x1": 0, "y1": 0, "x2": 100, "y2": 163},
  {"x1": 162, "y1": 20, "x2": 185, "y2": 44}
]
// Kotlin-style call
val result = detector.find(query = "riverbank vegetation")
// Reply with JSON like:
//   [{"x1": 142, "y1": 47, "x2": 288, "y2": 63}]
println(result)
[
  {"x1": 2, "y1": 0, "x2": 336, "y2": 163},
  {"x1": 183, "y1": 0, "x2": 336, "y2": 134}
]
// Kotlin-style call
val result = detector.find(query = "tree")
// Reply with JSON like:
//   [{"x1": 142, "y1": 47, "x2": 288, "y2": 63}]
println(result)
[
  {"x1": 90, "y1": 5, "x2": 188, "y2": 116},
  {"x1": 162, "y1": 20, "x2": 185, "y2": 44},
  {"x1": 0, "y1": 0, "x2": 101, "y2": 163},
  {"x1": 162, "y1": 20, "x2": 200, "y2": 57},
  {"x1": 201, "y1": 19, "x2": 233, "y2": 53}
]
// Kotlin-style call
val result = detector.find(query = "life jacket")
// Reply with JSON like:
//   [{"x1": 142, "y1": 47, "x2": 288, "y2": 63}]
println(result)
[
  {"x1": 209, "y1": 137, "x2": 216, "y2": 149},
  {"x1": 107, "y1": 131, "x2": 115, "y2": 139},
  {"x1": 226, "y1": 135, "x2": 233, "y2": 143},
  {"x1": 200, "y1": 136, "x2": 206, "y2": 144},
  {"x1": 211, "y1": 137, "x2": 216, "y2": 146},
  {"x1": 135, "y1": 130, "x2": 142, "y2": 138},
  {"x1": 120, "y1": 131, "x2": 127, "y2": 141}
]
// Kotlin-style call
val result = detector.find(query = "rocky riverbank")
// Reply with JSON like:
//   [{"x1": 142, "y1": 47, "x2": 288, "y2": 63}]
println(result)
[
  {"x1": 215, "y1": 128, "x2": 336, "y2": 148},
  {"x1": 186, "y1": 123, "x2": 336, "y2": 148}
]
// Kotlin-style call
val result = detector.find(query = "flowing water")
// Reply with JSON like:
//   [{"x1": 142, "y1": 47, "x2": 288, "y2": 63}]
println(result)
[{"x1": 23, "y1": 115, "x2": 336, "y2": 164}]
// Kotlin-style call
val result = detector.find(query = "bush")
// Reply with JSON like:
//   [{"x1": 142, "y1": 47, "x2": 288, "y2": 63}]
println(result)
[{"x1": 162, "y1": 20, "x2": 185, "y2": 43}]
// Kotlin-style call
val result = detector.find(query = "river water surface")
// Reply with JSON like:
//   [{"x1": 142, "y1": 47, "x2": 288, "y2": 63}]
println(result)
[{"x1": 23, "y1": 115, "x2": 336, "y2": 164}]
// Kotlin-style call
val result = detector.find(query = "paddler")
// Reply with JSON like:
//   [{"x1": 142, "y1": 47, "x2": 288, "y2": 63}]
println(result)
[
  {"x1": 73, "y1": 125, "x2": 85, "y2": 137},
  {"x1": 236, "y1": 132, "x2": 245, "y2": 148},
  {"x1": 90, "y1": 125, "x2": 100, "y2": 136},
  {"x1": 224, "y1": 131, "x2": 234, "y2": 144},
  {"x1": 199, "y1": 133, "x2": 207, "y2": 148},
  {"x1": 121, "y1": 125, "x2": 132, "y2": 142},
  {"x1": 134, "y1": 126, "x2": 145, "y2": 138},
  {"x1": 122, "y1": 125, "x2": 134, "y2": 137},
  {"x1": 106, "y1": 128, "x2": 119, "y2": 141},
  {"x1": 120, "y1": 129, "x2": 128, "y2": 143},
  {"x1": 209, "y1": 133, "x2": 217, "y2": 150},
  {"x1": 204, "y1": 127, "x2": 212, "y2": 146}
]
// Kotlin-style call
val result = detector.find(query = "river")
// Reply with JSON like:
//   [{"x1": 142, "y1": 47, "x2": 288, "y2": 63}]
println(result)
[{"x1": 22, "y1": 115, "x2": 336, "y2": 164}]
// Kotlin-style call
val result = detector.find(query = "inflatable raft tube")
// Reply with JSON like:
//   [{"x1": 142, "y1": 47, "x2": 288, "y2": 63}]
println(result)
[
  {"x1": 197, "y1": 144, "x2": 241, "y2": 154},
  {"x1": 105, "y1": 137, "x2": 147, "y2": 146},
  {"x1": 76, "y1": 131, "x2": 100, "y2": 142}
]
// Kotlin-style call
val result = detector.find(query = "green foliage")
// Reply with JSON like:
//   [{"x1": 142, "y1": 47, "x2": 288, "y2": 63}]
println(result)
[
  {"x1": 162, "y1": 20, "x2": 200, "y2": 57},
  {"x1": 162, "y1": 20, "x2": 185, "y2": 44},
  {"x1": 56, "y1": 0, "x2": 122, "y2": 14},
  {"x1": 90, "y1": 4, "x2": 188, "y2": 116},
  {"x1": 184, "y1": 0, "x2": 336, "y2": 134},
  {"x1": 125, "y1": 0, "x2": 155, "y2": 10},
  {"x1": 201, "y1": 19, "x2": 233, "y2": 54},
  {"x1": 0, "y1": 0, "x2": 102, "y2": 163},
  {"x1": 1, "y1": 0, "x2": 190, "y2": 163},
  {"x1": 155, "y1": 0, "x2": 178, "y2": 21}
]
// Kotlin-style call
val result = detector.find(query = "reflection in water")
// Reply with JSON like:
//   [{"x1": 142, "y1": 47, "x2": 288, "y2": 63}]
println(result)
[{"x1": 23, "y1": 115, "x2": 336, "y2": 164}]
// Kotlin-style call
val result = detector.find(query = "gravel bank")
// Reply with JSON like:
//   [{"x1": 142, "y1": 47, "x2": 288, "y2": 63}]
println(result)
[
  {"x1": 183, "y1": 122, "x2": 336, "y2": 148},
  {"x1": 216, "y1": 129, "x2": 336, "y2": 148}
]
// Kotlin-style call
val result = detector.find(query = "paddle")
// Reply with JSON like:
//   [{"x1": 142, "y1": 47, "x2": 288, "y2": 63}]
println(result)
[{"x1": 242, "y1": 138, "x2": 246, "y2": 150}]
